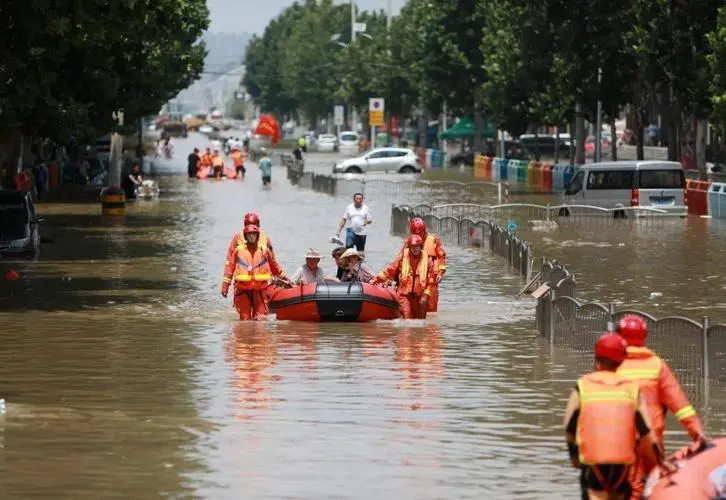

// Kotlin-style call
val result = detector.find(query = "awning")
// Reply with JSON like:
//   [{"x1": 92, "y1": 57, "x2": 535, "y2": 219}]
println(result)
[{"x1": 439, "y1": 116, "x2": 497, "y2": 139}]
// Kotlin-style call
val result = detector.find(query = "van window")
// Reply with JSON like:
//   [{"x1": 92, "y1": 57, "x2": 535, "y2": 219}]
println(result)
[
  {"x1": 638, "y1": 169, "x2": 685, "y2": 189},
  {"x1": 565, "y1": 171, "x2": 584, "y2": 194},
  {"x1": 586, "y1": 170, "x2": 634, "y2": 190}
]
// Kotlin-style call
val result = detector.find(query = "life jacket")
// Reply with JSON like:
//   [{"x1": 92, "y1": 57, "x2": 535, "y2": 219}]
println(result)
[
  {"x1": 576, "y1": 371, "x2": 639, "y2": 466},
  {"x1": 399, "y1": 248, "x2": 430, "y2": 295},
  {"x1": 617, "y1": 346, "x2": 694, "y2": 443},
  {"x1": 422, "y1": 233, "x2": 441, "y2": 272},
  {"x1": 212, "y1": 155, "x2": 224, "y2": 168},
  {"x1": 232, "y1": 151, "x2": 244, "y2": 167},
  {"x1": 202, "y1": 153, "x2": 212, "y2": 166},
  {"x1": 233, "y1": 244, "x2": 273, "y2": 290}
]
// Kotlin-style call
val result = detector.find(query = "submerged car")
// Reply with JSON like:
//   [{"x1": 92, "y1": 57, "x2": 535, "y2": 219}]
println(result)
[
  {"x1": 0, "y1": 191, "x2": 42, "y2": 257},
  {"x1": 333, "y1": 147, "x2": 421, "y2": 174}
]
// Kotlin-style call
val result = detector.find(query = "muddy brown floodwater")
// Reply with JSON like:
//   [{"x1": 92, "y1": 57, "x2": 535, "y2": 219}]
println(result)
[{"x1": 1, "y1": 134, "x2": 724, "y2": 499}]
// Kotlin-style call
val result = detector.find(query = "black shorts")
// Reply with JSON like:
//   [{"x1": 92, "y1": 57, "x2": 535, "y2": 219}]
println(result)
[
  {"x1": 581, "y1": 464, "x2": 631, "y2": 497},
  {"x1": 262, "y1": 175, "x2": 271, "y2": 185}
]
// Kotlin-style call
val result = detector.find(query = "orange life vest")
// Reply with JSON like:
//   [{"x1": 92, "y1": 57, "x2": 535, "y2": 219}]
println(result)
[
  {"x1": 399, "y1": 248, "x2": 430, "y2": 295},
  {"x1": 237, "y1": 228, "x2": 270, "y2": 252},
  {"x1": 202, "y1": 153, "x2": 212, "y2": 166},
  {"x1": 422, "y1": 233, "x2": 440, "y2": 272},
  {"x1": 212, "y1": 155, "x2": 224, "y2": 168},
  {"x1": 576, "y1": 371, "x2": 639, "y2": 465},
  {"x1": 617, "y1": 346, "x2": 695, "y2": 443},
  {"x1": 233, "y1": 244, "x2": 273, "y2": 290},
  {"x1": 232, "y1": 151, "x2": 244, "y2": 167}
]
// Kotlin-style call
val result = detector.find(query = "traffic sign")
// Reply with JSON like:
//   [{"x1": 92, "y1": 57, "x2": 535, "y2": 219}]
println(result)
[
  {"x1": 334, "y1": 105, "x2": 344, "y2": 126},
  {"x1": 369, "y1": 98, "x2": 384, "y2": 127}
]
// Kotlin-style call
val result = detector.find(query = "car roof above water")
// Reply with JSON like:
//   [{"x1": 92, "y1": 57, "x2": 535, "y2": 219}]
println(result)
[{"x1": 579, "y1": 160, "x2": 683, "y2": 171}]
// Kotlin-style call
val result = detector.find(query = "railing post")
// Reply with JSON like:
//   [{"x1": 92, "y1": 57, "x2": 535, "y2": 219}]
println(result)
[
  {"x1": 497, "y1": 182, "x2": 502, "y2": 204},
  {"x1": 546, "y1": 203, "x2": 551, "y2": 222},
  {"x1": 607, "y1": 303, "x2": 616, "y2": 331},
  {"x1": 702, "y1": 316, "x2": 709, "y2": 382},
  {"x1": 548, "y1": 291, "x2": 556, "y2": 346}
]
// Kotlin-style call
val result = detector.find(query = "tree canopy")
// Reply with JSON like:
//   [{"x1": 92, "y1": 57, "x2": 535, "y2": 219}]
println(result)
[
  {"x1": 0, "y1": 0, "x2": 209, "y2": 143},
  {"x1": 244, "y1": 0, "x2": 725, "y2": 160}
]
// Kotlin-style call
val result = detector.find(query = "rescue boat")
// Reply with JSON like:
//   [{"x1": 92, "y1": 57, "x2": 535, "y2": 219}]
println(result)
[
  {"x1": 644, "y1": 437, "x2": 726, "y2": 499},
  {"x1": 196, "y1": 166, "x2": 211, "y2": 179},
  {"x1": 269, "y1": 282, "x2": 400, "y2": 322}
]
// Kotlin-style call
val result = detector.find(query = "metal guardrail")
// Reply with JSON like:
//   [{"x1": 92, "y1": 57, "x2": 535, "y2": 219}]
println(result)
[
  {"x1": 390, "y1": 204, "x2": 532, "y2": 280},
  {"x1": 534, "y1": 258, "x2": 726, "y2": 409}
]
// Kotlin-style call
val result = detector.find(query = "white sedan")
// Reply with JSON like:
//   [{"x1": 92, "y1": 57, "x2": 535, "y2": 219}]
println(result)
[
  {"x1": 333, "y1": 147, "x2": 421, "y2": 174},
  {"x1": 316, "y1": 134, "x2": 338, "y2": 152}
]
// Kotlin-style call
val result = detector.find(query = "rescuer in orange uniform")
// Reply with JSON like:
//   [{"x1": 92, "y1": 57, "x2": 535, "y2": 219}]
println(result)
[
  {"x1": 406, "y1": 218, "x2": 446, "y2": 313},
  {"x1": 231, "y1": 146, "x2": 246, "y2": 177},
  {"x1": 221, "y1": 225, "x2": 288, "y2": 320},
  {"x1": 211, "y1": 149, "x2": 225, "y2": 180},
  {"x1": 614, "y1": 314, "x2": 706, "y2": 497},
  {"x1": 201, "y1": 148, "x2": 213, "y2": 170},
  {"x1": 563, "y1": 333, "x2": 670, "y2": 500},
  {"x1": 373, "y1": 234, "x2": 435, "y2": 319},
  {"x1": 241, "y1": 212, "x2": 273, "y2": 253}
]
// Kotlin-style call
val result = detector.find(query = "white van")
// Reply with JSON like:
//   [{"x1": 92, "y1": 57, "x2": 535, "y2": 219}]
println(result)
[
  {"x1": 562, "y1": 161, "x2": 686, "y2": 216},
  {"x1": 338, "y1": 131, "x2": 359, "y2": 154}
]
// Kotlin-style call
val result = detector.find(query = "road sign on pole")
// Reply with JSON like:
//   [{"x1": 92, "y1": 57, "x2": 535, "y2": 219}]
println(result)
[
  {"x1": 334, "y1": 105, "x2": 344, "y2": 126},
  {"x1": 369, "y1": 98, "x2": 384, "y2": 127}
]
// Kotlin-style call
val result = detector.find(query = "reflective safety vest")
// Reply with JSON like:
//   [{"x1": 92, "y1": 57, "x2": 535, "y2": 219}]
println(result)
[
  {"x1": 212, "y1": 155, "x2": 224, "y2": 167},
  {"x1": 576, "y1": 371, "x2": 639, "y2": 466},
  {"x1": 234, "y1": 245, "x2": 273, "y2": 289},
  {"x1": 422, "y1": 233, "x2": 443, "y2": 272},
  {"x1": 232, "y1": 151, "x2": 244, "y2": 166},
  {"x1": 238, "y1": 229, "x2": 270, "y2": 251},
  {"x1": 617, "y1": 346, "x2": 696, "y2": 443},
  {"x1": 399, "y1": 248, "x2": 430, "y2": 296}
]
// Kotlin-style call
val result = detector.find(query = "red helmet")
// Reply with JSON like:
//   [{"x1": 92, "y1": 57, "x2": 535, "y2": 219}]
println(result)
[
  {"x1": 594, "y1": 333, "x2": 627, "y2": 364},
  {"x1": 617, "y1": 314, "x2": 648, "y2": 347},
  {"x1": 407, "y1": 234, "x2": 424, "y2": 247},
  {"x1": 243, "y1": 224, "x2": 260, "y2": 235},
  {"x1": 409, "y1": 217, "x2": 427, "y2": 236},
  {"x1": 244, "y1": 212, "x2": 260, "y2": 226}
]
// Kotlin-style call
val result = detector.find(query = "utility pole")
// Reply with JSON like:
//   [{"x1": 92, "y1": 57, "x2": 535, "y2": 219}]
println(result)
[
  {"x1": 348, "y1": 0, "x2": 356, "y2": 132},
  {"x1": 595, "y1": 67, "x2": 603, "y2": 163}
]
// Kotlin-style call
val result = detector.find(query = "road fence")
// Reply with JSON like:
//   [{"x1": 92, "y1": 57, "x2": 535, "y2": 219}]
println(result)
[{"x1": 534, "y1": 258, "x2": 726, "y2": 410}]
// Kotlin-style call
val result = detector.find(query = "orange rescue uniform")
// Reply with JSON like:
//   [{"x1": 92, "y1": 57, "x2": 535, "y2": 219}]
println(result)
[
  {"x1": 212, "y1": 155, "x2": 224, "y2": 178},
  {"x1": 226, "y1": 229, "x2": 274, "y2": 256},
  {"x1": 376, "y1": 247, "x2": 435, "y2": 319},
  {"x1": 201, "y1": 151, "x2": 213, "y2": 167},
  {"x1": 232, "y1": 150, "x2": 245, "y2": 168},
  {"x1": 617, "y1": 346, "x2": 704, "y2": 496},
  {"x1": 222, "y1": 240, "x2": 286, "y2": 320},
  {"x1": 400, "y1": 233, "x2": 446, "y2": 312},
  {"x1": 564, "y1": 370, "x2": 663, "y2": 499}
]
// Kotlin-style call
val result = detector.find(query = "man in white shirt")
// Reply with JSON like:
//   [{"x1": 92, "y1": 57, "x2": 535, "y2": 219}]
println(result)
[{"x1": 336, "y1": 192, "x2": 372, "y2": 251}]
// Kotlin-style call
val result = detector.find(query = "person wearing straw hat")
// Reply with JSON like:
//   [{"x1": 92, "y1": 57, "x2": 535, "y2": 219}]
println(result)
[
  {"x1": 338, "y1": 248, "x2": 375, "y2": 283},
  {"x1": 290, "y1": 249, "x2": 329, "y2": 285}
]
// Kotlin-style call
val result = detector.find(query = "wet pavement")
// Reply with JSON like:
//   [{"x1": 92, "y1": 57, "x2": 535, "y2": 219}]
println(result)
[{"x1": 0, "y1": 133, "x2": 724, "y2": 499}]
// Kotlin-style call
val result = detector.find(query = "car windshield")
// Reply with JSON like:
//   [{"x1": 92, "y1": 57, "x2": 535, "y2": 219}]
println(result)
[
  {"x1": 341, "y1": 133, "x2": 357, "y2": 141},
  {"x1": 0, "y1": 206, "x2": 28, "y2": 241}
]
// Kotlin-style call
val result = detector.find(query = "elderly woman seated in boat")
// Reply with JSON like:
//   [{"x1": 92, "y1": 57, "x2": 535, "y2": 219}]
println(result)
[
  {"x1": 338, "y1": 248, "x2": 375, "y2": 283},
  {"x1": 290, "y1": 248, "x2": 335, "y2": 285}
]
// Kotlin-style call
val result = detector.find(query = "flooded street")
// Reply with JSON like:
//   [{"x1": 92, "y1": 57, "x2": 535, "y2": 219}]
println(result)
[{"x1": 1, "y1": 134, "x2": 725, "y2": 499}]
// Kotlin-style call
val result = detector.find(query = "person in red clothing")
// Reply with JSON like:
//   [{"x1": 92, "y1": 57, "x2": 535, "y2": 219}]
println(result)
[
  {"x1": 615, "y1": 314, "x2": 707, "y2": 497},
  {"x1": 231, "y1": 146, "x2": 246, "y2": 176},
  {"x1": 372, "y1": 234, "x2": 435, "y2": 319},
  {"x1": 221, "y1": 225, "x2": 288, "y2": 320},
  {"x1": 404, "y1": 218, "x2": 446, "y2": 313},
  {"x1": 243, "y1": 212, "x2": 273, "y2": 253}
]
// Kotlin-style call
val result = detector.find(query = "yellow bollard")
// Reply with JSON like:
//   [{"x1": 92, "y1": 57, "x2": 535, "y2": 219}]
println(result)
[{"x1": 101, "y1": 187, "x2": 126, "y2": 216}]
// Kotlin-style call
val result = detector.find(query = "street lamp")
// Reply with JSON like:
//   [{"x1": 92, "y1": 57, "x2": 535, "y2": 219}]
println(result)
[{"x1": 328, "y1": 32, "x2": 374, "y2": 132}]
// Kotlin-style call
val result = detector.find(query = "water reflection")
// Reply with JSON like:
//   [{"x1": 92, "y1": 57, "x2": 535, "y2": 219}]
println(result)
[{"x1": 224, "y1": 323, "x2": 281, "y2": 420}]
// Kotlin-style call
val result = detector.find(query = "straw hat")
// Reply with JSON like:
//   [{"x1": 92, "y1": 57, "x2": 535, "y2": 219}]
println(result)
[
  {"x1": 340, "y1": 248, "x2": 364, "y2": 264},
  {"x1": 305, "y1": 248, "x2": 322, "y2": 259}
]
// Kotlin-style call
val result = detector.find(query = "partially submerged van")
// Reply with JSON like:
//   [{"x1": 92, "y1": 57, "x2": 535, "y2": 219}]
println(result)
[{"x1": 561, "y1": 161, "x2": 686, "y2": 217}]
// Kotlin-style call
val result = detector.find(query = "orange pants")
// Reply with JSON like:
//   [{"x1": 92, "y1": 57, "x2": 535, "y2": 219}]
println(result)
[
  {"x1": 628, "y1": 449, "x2": 657, "y2": 500},
  {"x1": 427, "y1": 285, "x2": 439, "y2": 313},
  {"x1": 233, "y1": 289, "x2": 269, "y2": 320},
  {"x1": 398, "y1": 294, "x2": 427, "y2": 319}
]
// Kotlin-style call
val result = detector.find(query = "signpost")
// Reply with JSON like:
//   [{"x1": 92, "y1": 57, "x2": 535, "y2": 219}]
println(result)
[
  {"x1": 369, "y1": 97, "x2": 384, "y2": 149},
  {"x1": 334, "y1": 105, "x2": 344, "y2": 138}
]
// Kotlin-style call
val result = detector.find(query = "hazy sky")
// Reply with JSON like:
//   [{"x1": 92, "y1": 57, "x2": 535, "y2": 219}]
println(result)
[{"x1": 206, "y1": 0, "x2": 407, "y2": 34}]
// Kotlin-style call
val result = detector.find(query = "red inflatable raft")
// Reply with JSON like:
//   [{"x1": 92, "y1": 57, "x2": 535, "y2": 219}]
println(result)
[
  {"x1": 269, "y1": 282, "x2": 400, "y2": 322},
  {"x1": 644, "y1": 437, "x2": 726, "y2": 499}
]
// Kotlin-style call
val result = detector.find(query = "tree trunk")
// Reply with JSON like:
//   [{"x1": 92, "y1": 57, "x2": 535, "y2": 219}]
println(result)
[
  {"x1": 610, "y1": 117, "x2": 617, "y2": 161},
  {"x1": 575, "y1": 104, "x2": 586, "y2": 165},
  {"x1": 554, "y1": 125, "x2": 561, "y2": 163},
  {"x1": 697, "y1": 118, "x2": 708, "y2": 179},
  {"x1": 473, "y1": 108, "x2": 484, "y2": 152}
]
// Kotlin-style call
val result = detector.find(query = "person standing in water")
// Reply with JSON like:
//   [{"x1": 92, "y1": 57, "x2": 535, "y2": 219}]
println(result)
[
  {"x1": 336, "y1": 192, "x2": 372, "y2": 251},
  {"x1": 258, "y1": 148, "x2": 272, "y2": 186}
]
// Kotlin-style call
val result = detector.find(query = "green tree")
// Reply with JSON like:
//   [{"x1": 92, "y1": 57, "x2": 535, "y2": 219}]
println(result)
[{"x1": 708, "y1": 7, "x2": 726, "y2": 124}]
